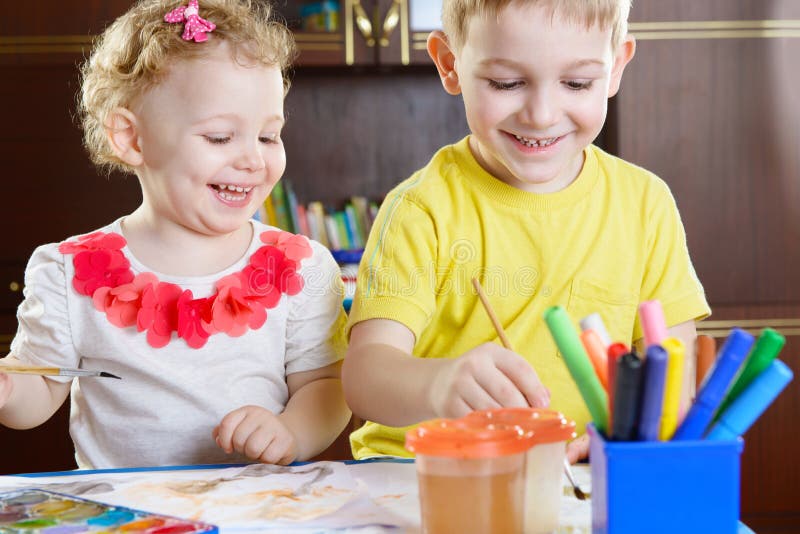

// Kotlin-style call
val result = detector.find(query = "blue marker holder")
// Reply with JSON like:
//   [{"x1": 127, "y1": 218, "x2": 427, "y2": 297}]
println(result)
[{"x1": 588, "y1": 425, "x2": 743, "y2": 534}]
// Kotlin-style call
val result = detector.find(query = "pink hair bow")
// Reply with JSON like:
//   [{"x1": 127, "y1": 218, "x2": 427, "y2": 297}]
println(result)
[{"x1": 164, "y1": 0, "x2": 217, "y2": 43}]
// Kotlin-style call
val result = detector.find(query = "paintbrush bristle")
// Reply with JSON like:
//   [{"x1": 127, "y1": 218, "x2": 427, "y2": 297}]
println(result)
[{"x1": 99, "y1": 372, "x2": 121, "y2": 379}]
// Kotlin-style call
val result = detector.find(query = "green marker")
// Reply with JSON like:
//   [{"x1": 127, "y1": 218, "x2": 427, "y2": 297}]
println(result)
[
  {"x1": 716, "y1": 328, "x2": 785, "y2": 418},
  {"x1": 544, "y1": 305, "x2": 609, "y2": 434}
]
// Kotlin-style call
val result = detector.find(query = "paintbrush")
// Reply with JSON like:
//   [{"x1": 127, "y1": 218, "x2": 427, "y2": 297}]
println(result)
[
  {"x1": 0, "y1": 364, "x2": 121, "y2": 379},
  {"x1": 471, "y1": 278, "x2": 587, "y2": 501},
  {"x1": 563, "y1": 457, "x2": 588, "y2": 500}
]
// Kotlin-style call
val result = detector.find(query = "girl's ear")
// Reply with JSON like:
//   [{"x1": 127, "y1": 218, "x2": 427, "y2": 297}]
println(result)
[
  {"x1": 608, "y1": 35, "x2": 636, "y2": 98},
  {"x1": 427, "y1": 30, "x2": 461, "y2": 96},
  {"x1": 105, "y1": 107, "x2": 143, "y2": 167}
]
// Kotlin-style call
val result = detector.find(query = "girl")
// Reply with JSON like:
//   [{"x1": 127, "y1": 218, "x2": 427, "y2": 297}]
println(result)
[{"x1": 0, "y1": 0, "x2": 350, "y2": 469}]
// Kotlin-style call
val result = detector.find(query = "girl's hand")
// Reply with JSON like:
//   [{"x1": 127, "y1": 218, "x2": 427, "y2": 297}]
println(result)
[
  {"x1": 0, "y1": 372, "x2": 13, "y2": 409},
  {"x1": 566, "y1": 433, "x2": 590, "y2": 464},
  {"x1": 213, "y1": 405, "x2": 298, "y2": 465}
]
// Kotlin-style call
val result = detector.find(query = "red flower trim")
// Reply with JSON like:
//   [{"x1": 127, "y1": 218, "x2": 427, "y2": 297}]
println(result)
[{"x1": 58, "y1": 230, "x2": 311, "y2": 349}]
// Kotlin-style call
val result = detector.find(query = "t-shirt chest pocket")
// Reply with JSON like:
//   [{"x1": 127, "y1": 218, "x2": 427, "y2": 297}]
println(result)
[{"x1": 566, "y1": 278, "x2": 639, "y2": 346}]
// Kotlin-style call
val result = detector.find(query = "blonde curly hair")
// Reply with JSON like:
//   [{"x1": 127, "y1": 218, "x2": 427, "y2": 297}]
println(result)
[
  {"x1": 442, "y1": 0, "x2": 631, "y2": 51},
  {"x1": 79, "y1": 0, "x2": 296, "y2": 174}
]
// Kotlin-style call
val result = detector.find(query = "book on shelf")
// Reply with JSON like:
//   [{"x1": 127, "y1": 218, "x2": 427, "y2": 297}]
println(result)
[{"x1": 262, "y1": 181, "x2": 379, "y2": 261}]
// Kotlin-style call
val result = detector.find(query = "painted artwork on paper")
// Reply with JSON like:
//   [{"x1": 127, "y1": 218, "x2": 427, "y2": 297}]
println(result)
[{"x1": 0, "y1": 462, "x2": 411, "y2": 531}]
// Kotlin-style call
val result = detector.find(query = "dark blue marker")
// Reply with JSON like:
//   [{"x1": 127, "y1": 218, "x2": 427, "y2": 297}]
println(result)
[
  {"x1": 611, "y1": 351, "x2": 644, "y2": 441},
  {"x1": 637, "y1": 344, "x2": 668, "y2": 441}
]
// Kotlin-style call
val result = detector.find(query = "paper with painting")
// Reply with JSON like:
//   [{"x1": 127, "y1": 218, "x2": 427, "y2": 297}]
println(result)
[{"x1": 0, "y1": 461, "x2": 413, "y2": 531}]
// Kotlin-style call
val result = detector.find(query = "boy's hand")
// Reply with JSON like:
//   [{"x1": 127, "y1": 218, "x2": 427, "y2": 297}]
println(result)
[
  {"x1": 566, "y1": 433, "x2": 590, "y2": 464},
  {"x1": 213, "y1": 405, "x2": 297, "y2": 465},
  {"x1": 429, "y1": 342, "x2": 550, "y2": 419},
  {"x1": 0, "y1": 372, "x2": 13, "y2": 409}
]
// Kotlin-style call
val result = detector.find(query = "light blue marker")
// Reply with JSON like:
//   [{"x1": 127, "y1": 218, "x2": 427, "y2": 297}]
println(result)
[{"x1": 706, "y1": 360, "x2": 793, "y2": 440}]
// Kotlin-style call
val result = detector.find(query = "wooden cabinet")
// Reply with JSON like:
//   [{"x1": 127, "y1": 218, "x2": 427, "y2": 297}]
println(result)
[
  {"x1": 277, "y1": 1, "x2": 373, "y2": 66},
  {"x1": 281, "y1": 0, "x2": 440, "y2": 66},
  {"x1": 616, "y1": 2, "x2": 800, "y2": 531}
]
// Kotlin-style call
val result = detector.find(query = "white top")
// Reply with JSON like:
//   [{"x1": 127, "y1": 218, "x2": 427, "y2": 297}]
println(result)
[{"x1": 10, "y1": 219, "x2": 347, "y2": 469}]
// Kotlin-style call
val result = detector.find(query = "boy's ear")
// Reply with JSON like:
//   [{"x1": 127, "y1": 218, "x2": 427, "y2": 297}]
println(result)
[
  {"x1": 607, "y1": 35, "x2": 636, "y2": 98},
  {"x1": 427, "y1": 30, "x2": 461, "y2": 95},
  {"x1": 105, "y1": 107, "x2": 143, "y2": 167}
]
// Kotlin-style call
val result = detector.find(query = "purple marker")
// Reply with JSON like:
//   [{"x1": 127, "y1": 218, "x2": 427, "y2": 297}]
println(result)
[{"x1": 637, "y1": 345, "x2": 668, "y2": 441}]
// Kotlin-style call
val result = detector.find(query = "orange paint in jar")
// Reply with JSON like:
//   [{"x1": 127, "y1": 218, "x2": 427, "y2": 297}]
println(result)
[{"x1": 406, "y1": 418, "x2": 535, "y2": 534}]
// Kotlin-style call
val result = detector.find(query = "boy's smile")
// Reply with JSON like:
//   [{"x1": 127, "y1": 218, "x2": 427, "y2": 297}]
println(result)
[{"x1": 430, "y1": 3, "x2": 635, "y2": 193}]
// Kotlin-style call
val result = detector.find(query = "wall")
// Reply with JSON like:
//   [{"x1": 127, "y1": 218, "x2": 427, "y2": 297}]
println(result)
[{"x1": 616, "y1": 2, "x2": 800, "y2": 531}]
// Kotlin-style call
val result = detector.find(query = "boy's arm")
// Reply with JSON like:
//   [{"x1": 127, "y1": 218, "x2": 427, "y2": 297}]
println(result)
[
  {"x1": 278, "y1": 360, "x2": 351, "y2": 461},
  {"x1": 0, "y1": 356, "x2": 72, "y2": 429},
  {"x1": 342, "y1": 319, "x2": 550, "y2": 427},
  {"x1": 342, "y1": 319, "x2": 438, "y2": 425}
]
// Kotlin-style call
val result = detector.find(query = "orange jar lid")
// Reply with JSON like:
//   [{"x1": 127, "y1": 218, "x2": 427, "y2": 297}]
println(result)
[
  {"x1": 405, "y1": 418, "x2": 536, "y2": 459},
  {"x1": 464, "y1": 408, "x2": 576, "y2": 444}
]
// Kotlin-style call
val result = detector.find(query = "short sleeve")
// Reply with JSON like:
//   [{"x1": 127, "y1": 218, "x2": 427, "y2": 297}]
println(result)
[
  {"x1": 635, "y1": 180, "x2": 711, "y2": 340},
  {"x1": 284, "y1": 241, "x2": 348, "y2": 375},
  {"x1": 347, "y1": 194, "x2": 437, "y2": 340},
  {"x1": 9, "y1": 244, "x2": 79, "y2": 383}
]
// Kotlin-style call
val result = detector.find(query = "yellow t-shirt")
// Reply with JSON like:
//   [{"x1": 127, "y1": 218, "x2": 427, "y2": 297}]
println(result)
[{"x1": 347, "y1": 136, "x2": 710, "y2": 459}]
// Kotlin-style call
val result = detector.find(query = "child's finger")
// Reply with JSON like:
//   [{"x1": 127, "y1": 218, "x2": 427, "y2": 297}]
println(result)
[
  {"x1": 230, "y1": 416, "x2": 264, "y2": 454},
  {"x1": 215, "y1": 409, "x2": 250, "y2": 453},
  {"x1": 457, "y1": 375, "x2": 499, "y2": 410},
  {"x1": 566, "y1": 434, "x2": 590, "y2": 464},
  {"x1": 476, "y1": 369, "x2": 529, "y2": 408},
  {"x1": 243, "y1": 426, "x2": 274, "y2": 460},
  {"x1": 494, "y1": 351, "x2": 550, "y2": 408},
  {"x1": 261, "y1": 430, "x2": 295, "y2": 465}
]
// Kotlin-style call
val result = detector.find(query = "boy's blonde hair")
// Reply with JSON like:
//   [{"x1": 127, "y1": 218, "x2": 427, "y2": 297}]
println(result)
[
  {"x1": 79, "y1": 0, "x2": 296, "y2": 174},
  {"x1": 442, "y1": 0, "x2": 631, "y2": 51}
]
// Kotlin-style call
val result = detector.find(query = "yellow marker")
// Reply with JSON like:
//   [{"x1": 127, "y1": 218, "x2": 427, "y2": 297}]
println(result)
[{"x1": 659, "y1": 337, "x2": 685, "y2": 441}]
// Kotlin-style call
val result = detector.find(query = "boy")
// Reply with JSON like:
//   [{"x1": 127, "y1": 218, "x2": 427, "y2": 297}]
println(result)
[{"x1": 341, "y1": 0, "x2": 709, "y2": 462}]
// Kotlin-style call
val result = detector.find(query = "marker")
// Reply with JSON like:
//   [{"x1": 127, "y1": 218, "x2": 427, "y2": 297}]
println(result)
[
  {"x1": 579, "y1": 312, "x2": 612, "y2": 347},
  {"x1": 659, "y1": 337, "x2": 685, "y2": 441},
  {"x1": 610, "y1": 351, "x2": 644, "y2": 441},
  {"x1": 637, "y1": 344, "x2": 668, "y2": 441},
  {"x1": 706, "y1": 360, "x2": 793, "y2": 440},
  {"x1": 716, "y1": 328, "x2": 785, "y2": 418},
  {"x1": 544, "y1": 306, "x2": 609, "y2": 434},
  {"x1": 607, "y1": 342, "x2": 629, "y2": 430},
  {"x1": 695, "y1": 335, "x2": 716, "y2": 392},
  {"x1": 639, "y1": 300, "x2": 668, "y2": 349},
  {"x1": 672, "y1": 328, "x2": 754, "y2": 440},
  {"x1": 580, "y1": 329, "x2": 609, "y2": 391}
]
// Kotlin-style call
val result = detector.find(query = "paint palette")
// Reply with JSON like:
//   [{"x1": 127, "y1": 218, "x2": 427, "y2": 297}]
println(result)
[{"x1": 0, "y1": 489, "x2": 218, "y2": 533}]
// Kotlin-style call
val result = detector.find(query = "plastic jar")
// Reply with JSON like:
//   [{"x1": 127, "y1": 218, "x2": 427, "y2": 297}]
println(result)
[
  {"x1": 405, "y1": 418, "x2": 535, "y2": 534},
  {"x1": 466, "y1": 408, "x2": 576, "y2": 534}
]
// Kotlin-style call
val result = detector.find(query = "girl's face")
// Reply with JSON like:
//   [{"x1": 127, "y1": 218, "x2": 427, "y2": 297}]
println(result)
[{"x1": 132, "y1": 41, "x2": 286, "y2": 237}]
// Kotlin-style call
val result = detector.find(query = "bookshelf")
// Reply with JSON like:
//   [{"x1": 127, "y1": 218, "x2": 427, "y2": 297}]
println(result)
[{"x1": 258, "y1": 180, "x2": 375, "y2": 311}]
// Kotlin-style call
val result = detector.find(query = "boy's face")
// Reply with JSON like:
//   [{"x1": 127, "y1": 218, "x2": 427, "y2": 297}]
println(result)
[
  {"x1": 431, "y1": 4, "x2": 634, "y2": 193},
  {"x1": 122, "y1": 41, "x2": 286, "y2": 237}
]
